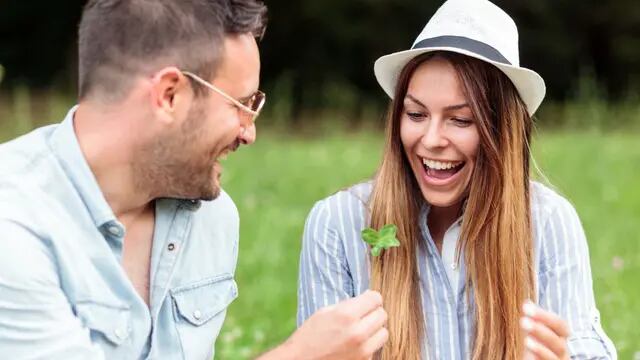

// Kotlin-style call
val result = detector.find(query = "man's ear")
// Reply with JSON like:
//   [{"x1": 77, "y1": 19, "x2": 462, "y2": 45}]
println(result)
[{"x1": 149, "y1": 67, "x2": 192, "y2": 123}]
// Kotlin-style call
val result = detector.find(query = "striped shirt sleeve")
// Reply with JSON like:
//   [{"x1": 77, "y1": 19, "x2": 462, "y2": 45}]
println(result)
[
  {"x1": 297, "y1": 199, "x2": 354, "y2": 326},
  {"x1": 537, "y1": 196, "x2": 617, "y2": 359}
]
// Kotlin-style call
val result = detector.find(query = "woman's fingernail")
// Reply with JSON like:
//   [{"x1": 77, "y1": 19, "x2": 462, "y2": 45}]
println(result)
[
  {"x1": 525, "y1": 336, "x2": 538, "y2": 351},
  {"x1": 520, "y1": 316, "x2": 534, "y2": 331},
  {"x1": 523, "y1": 301, "x2": 537, "y2": 317}
]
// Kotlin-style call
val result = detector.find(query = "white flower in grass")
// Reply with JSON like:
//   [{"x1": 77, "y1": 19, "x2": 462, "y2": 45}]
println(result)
[
  {"x1": 611, "y1": 256, "x2": 624, "y2": 271},
  {"x1": 253, "y1": 329, "x2": 265, "y2": 342},
  {"x1": 239, "y1": 347, "x2": 252, "y2": 358},
  {"x1": 222, "y1": 326, "x2": 243, "y2": 343}
]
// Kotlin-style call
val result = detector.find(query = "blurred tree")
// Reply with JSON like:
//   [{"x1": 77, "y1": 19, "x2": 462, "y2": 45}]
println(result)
[
  {"x1": 1, "y1": 0, "x2": 638, "y2": 115},
  {"x1": 496, "y1": 0, "x2": 640, "y2": 99},
  {"x1": 0, "y1": 0, "x2": 84, "y2": 90}
]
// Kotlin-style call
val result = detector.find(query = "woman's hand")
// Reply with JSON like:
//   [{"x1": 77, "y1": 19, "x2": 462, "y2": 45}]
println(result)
[{"x1": 520, "y1": 301, "x2": 570, "y2": 360}]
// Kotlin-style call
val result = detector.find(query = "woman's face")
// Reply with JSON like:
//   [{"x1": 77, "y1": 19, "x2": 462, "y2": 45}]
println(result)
[{"x1": 400, "y1": 56, "x2": 480, "y2": 208}]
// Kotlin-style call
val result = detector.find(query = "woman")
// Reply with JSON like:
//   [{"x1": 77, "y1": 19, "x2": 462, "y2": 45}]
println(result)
[{"x1": 297, "y1": 0, "x2": 616, "y2": 359}]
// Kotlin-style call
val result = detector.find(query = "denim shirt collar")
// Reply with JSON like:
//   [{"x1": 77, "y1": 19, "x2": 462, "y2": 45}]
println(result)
[
  {"x1": 48, "y1": 106, "x2": 119, "y2": 230},
  {"x1": 47, "y1": 107, "x2": 201, "y2": 231}
]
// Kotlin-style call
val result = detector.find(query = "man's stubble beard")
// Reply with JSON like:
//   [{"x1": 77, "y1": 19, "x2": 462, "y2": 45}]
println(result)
[{"x1": 132, "y1": 103, "x2": 221, "y2": 201}]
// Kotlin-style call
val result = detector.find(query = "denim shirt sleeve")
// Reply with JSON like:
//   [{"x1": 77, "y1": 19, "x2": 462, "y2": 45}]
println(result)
[
  {"x1": 0, "y1": 220, "x2": 105, "y2": 360},
  {"x1": 537, "y1": 196, "x2": 617, "y2": 360}
]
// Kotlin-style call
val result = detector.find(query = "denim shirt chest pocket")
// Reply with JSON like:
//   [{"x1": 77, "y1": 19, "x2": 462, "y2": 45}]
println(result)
[
  {"x1": 170, "y1": 273, "x2": 238, "y2": 359},
  {"x1": 74, "y1": 300, "x2": 132, "y2": 347}
]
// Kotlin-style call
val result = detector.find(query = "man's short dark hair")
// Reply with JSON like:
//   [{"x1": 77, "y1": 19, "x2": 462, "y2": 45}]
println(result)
[{"x1": 78, "y1": 0, "x2": 267, "y2": 101}]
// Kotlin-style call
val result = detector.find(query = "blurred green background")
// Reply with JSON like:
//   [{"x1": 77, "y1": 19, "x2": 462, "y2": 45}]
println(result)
[{"x1": 1, "y1": 0, "x2": 639, "y2": 358}]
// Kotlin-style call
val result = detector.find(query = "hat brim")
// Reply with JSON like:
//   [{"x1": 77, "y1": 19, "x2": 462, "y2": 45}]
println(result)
[{"x1": 374, "y1": 47, "x2": 546, "y2": 116}]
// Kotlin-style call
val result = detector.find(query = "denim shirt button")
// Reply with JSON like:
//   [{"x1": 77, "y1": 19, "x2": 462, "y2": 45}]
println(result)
[
  {"x1": 193, "y1": 310, "x2": 202, "y2": 320},
  {"x1": 181, "y1": 199, "x2": 202, "y2": 211},
  {"x1": 107, "y1": 225, "x2": 123, "y2": 237},
  {"x1": 114, "y1": 327, "x2": 126, "y2": 340}
]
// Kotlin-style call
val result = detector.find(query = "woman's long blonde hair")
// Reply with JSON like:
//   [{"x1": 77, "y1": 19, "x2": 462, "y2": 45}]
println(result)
[{"x1": 368, "y1": 51, "x2": 535, "y2": 359}]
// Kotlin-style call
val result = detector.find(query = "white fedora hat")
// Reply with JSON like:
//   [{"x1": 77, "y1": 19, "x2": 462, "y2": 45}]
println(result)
[{"x1": 374, "y1": 0, "x2": 546, "y2": 115}]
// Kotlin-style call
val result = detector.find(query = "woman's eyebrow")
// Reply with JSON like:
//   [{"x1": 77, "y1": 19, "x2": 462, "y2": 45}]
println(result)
[
  {"x1": 443, "y1": 103, "x2": 469, "y2": 111},
  {"x1": 405, "y1": 94, "x2": 427, "y2": 108},
  {"x1": 405, "y1": 95, "x2": 469, "y2": 112}
]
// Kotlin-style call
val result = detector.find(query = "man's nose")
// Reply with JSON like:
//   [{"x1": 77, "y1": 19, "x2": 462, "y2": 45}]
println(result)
[{"x1": 239, "y1": 123, "x2": 256, "y2": 145}]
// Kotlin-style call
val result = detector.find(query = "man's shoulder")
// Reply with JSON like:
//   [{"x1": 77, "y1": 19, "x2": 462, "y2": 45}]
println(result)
[
  {"x1": 0, "y1": 124, "x2": 63, "y2": 211},
  {"x1": 0, "y1": 125, "x2": 77, "y2": 234},
  {"x1": 0, "y1": 124, "x2": 59, "y2": 178}
]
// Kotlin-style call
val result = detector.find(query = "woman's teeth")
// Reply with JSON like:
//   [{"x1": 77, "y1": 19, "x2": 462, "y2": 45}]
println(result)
[{"x1": 422, "y1": 158, "x2": 463, "y2": 170}]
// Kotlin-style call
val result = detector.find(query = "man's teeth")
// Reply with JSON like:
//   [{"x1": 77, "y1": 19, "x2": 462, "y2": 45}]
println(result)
[
  {"x1": 422, "y1": 158, "x2": 463, "y2": 170},
  {"x1": 218, "y1": 150, "x2": 231, "y2": 161}
]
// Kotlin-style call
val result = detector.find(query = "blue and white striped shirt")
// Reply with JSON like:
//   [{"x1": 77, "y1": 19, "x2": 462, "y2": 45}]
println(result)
[{"x1": 297, "y1": 181, "x2": 616, "y2": 359}]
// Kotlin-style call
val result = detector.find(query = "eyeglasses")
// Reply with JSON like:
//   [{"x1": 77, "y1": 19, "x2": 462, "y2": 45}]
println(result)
[{"x1": 182, "y1": 71, "x2": 266, "y2": 122}]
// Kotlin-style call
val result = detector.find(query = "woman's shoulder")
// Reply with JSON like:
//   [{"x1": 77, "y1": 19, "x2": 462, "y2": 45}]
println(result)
[
  {"x1": 531, "y1": 181, "x2": 579, "y2": 220},
  {"x1": 304, "y1": 181, "x2": 373, "y2": 236},
  {"x1": 312, "y1": 181, "x2": 373, "y2": 215},
  {"x1": 530, "y1": 181, "x2": 585, "y2": 243}
]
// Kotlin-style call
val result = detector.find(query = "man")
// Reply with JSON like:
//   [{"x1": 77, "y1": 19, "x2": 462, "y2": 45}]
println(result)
[{"x1": 0, "y1": 0, "x2": 388, "y2": 359}]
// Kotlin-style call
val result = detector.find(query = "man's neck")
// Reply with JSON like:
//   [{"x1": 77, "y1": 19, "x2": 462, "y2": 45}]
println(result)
[{"x1": 74, "y1": 102, "x2": 152, "y2": 220}]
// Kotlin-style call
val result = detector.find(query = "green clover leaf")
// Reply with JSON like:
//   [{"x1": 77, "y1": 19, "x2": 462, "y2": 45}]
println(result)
[
  {"x1": 361, "y1": 228, "x2": 379, "y2": 246},
  {"x1": 361, "y1": 224, "x2": 400, "y2": 257}
]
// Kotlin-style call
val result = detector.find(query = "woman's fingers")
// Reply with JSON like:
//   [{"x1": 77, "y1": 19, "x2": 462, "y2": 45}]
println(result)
[
  {"x1": 524, "y1": 336, "x2": 558, "y2": 360},
  {"x1": 355, "y1": 306, "x2": 388, "y2": 339},
  {"x1": 520, "y1": 317, "x2": 567, "y2": 356},
  {"x1": 523, "y1": 301, "x2": 570, "y2": 338},
  {"x1": 361, "y1": 326, "x2": 390, "y2": 356},
  {"x1": 521, "y1": 301, "x2": 570, "y2": 360}
]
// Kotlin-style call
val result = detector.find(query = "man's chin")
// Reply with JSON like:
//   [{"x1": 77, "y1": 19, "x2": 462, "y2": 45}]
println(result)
[
  {"x1": 198, "y1": 187, "x2": 221, "y2": 202},
  {"x1": 161, "y1": 183, "x2": 221, "y2": 203}
]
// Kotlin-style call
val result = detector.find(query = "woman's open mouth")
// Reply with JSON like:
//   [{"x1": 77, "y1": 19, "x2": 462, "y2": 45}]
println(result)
[{"x1": 420, "y1": 157, "x2": 465, "y2": 184}]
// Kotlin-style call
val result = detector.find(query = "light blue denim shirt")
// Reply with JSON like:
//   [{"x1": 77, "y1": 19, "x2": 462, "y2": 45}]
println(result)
[{"x1": 0, "y1": 107, "x2": 240, "y2": 359}]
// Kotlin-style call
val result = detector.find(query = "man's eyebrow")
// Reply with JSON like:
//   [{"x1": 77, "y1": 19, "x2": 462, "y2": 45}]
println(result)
[
  {"x1": 238, "y1": 95, "x2": 253, "y2": 103},
  {"x1": 238, "y1": 89, "x2": 258, "y2": 103}
]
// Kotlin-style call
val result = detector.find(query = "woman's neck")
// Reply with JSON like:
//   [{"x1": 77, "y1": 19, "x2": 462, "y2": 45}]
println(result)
[{"x1": 427, "y1": 201, "x2": 463, "y2": 252}]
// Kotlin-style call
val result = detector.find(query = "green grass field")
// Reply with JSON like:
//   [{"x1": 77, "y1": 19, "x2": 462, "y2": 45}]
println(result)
[
  {"x1": 217, "y1": 129, "x2": 640, "y2": 359},
  {"x1": 0, "y1": 105, "x2": 637, "y2": 358}
]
